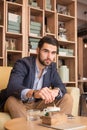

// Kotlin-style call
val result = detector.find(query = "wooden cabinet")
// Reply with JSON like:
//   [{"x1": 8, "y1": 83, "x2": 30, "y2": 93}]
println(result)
[
  {"x1": 1, "y1": 0, "x2": 77, "y2": 87},
  {"x1": 0, "y1": 0, "x2": 26, "y2": 66},
  {"x1": 27, "y1": 0, "x2": 44, "y2": 55},
  {"x1": 56, "y1": 0, "x2": 77, "y2": 87},
  {"x1": 44, "y1": 0, "x2": 56, "y2": 36},
  {"x1": 27, "y1": 0, "x2": 57, "y2": 55},
  {"x1": 0, "y1": 0, "x2": 4, "y2": 66}
]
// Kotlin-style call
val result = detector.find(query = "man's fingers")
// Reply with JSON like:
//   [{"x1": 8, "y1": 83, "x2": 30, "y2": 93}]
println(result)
[{"x1": 39, "y1": 88, "x2": 54, "y2": 103}]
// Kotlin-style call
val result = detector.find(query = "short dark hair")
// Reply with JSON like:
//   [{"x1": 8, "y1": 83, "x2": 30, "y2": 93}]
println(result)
[{"x1": 38, "y1": 35, "x2": 59, "y2": 49}]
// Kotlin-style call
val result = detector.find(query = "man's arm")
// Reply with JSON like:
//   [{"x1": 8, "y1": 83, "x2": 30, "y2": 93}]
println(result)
[
  {"x1": 50, "y1": 63, "x2": 67, "y2": 98},
  {"x1": 30, "y1": 87, "x2": 60, "y2": 104},
  {"x1": 7, "y1": 59, "x2": 29, "y2": 99}
]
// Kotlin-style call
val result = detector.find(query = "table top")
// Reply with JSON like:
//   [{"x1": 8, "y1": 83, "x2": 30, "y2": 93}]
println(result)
[{"x1": 4, "y1": 116, "x2": 87, "y2": 130}]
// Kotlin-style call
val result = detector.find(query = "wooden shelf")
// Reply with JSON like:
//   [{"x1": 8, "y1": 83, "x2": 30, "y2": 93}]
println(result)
[
  {"x1": 7, "y1": 50, "x2": 22, "y2": 53},
  {"x1": 58, "y1": 13, "x2": 75, "y2": 22},
  {"x1": 78, "y1": 79, "x2": 87, "y2": 83},
  {"x1": 6, "y1": 0, "x2": 23, "y2": 4},
  {"x1": 6, "y1": 1, "x2": 23, "y2": 6},
  {"x1": 56, "y1": 0, "x2": 74, "y2": 5},
  {"x1": 28, "y1": 0, "x2": 77, "y2": 87},
  {"x1": 6, "y1": 32, "x2": 22, "y2": 38},
  {"x1": 0, "y1": 57, "x2": 3, "y2": 59},
  {"x1": 0, "y1": 0, "x2": 77, "y2": 88},
  {"x1": 58, "y1": 55, "x2": 75, "y2": 58},
  {"x1": 58, "y1": 39, "x2": 75, "y2": 44},
  {"x1": 0, "y1": 0, "x2": 26, "y2": 66},
  {"x1": 0, "y1": 25, "x2": 4, "y2": 28}
]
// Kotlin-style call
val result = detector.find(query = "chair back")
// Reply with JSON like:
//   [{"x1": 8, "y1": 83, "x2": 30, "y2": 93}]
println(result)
[{"x1": 0, "y1": 67, "x2": 12, "y2": 90}]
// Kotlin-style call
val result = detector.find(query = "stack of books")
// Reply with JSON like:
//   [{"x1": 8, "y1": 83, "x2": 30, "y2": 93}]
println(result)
[
  {"x1": 59, "y1": 48, "x2": 74, "y2": 56},
  {"x1": 29, "y1": 38, "x2": 40, "y2": 50},
  {"x1": 30, "y1": 21, "x2": 41, "y2": 36},
  {"x1": 46, "y1": 0, "x2": 52, "y2": 10},
  {"x1": 8, "y1": 12, "x2": 21, "y2": 33}
]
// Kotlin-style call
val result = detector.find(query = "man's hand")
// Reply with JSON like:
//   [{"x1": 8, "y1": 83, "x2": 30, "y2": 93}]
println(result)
[
  {"x1": 34, "y1": 87, "x2": 60, "y2": 104},
  {"x1": 26, "y1": 90, "x2": 34, "y2": 98}
]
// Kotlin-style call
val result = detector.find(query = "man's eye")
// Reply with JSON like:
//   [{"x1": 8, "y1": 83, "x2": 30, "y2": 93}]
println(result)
[
  {"x1": 42, "y1": 49, "x2": 48, "y2": 52},
  {"x1": 52, "y1": 52, "x2": 56, "y2": 54},
  {"x1": 44, "y1": 50, "x2": 48, "y2": 52}
]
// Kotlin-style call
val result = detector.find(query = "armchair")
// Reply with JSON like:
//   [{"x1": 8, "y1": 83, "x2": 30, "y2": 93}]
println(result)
[{"x1": 0, "y1": 66, "x2": 80, "y2": 130}]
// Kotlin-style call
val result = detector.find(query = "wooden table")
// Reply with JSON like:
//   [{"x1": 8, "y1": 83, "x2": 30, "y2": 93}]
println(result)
[{"x1": 4, "y1": 116, "x2": 87, "y2": 130}]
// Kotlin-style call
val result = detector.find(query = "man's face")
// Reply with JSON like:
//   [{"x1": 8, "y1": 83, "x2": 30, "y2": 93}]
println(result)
[{"x1": 37, "y1": 43, "x2": 57, "y2": 66}]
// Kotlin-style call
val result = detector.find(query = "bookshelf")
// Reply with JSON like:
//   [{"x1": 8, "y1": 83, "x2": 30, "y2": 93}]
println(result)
[
  {"x1": 26, "y1": 0, "x2": 77, "y2": 87},
  {"x1": 1, "y1": 0, "x2": 26, "y2": 66},
  {"x1": 1, "y1": 0, "x2": 77, "y2": 87},
  {"x1": 0, "y1": 0, "x2": 4, "y2": 66},
  {"x1": 56, "y1": 0, "x2": 77, "y2": 87}
]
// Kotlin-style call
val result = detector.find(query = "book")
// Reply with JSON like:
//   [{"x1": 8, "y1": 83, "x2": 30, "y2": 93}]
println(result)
[
  {"x1": 7, "y1": 29, "x2": 20, "y2": 33},
  {"x1": 8, "y1": 24, "x2": 20, "y2": 31},
  {"x1": 8, "y1": 21, "x2": 20, "y2": 27},
  {"x1": 30, "y1": 25, "x2": 41, "y2": 31},
  {"x1": 30, "y1": 29, "x2": 40, "y2": 35},
  {"x1": 8, "y1": 13, "x2": 21, "y2": 23},
  {"x1": 29, "y1": 38, "x2": 40, "y2": 42},
  {"x1": 30, "y1": 21, "x2": 41, "y2": 27}
]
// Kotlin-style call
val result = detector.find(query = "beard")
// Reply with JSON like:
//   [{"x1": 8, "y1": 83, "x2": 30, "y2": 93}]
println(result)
[{"x1": 38, "y1": 54, "x2": 52, "y2": 66}]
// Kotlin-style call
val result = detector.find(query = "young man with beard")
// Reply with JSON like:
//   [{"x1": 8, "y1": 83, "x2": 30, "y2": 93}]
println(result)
[{"x1": 4, "y1": 36, "x2": 73, "y2": 118}]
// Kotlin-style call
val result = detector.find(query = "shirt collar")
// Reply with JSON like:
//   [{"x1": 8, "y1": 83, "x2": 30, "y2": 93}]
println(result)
[{"x1": 35, "y1": 64, "x2": 48, "y2": 76}]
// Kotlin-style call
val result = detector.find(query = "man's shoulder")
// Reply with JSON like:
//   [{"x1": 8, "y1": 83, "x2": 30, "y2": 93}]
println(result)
[
  {"x1": 13, "y1": 56, "x2": 36, "y2": 70},
  {"x1": 18, "y1": 56, "x2": 36, "y2": 64}
]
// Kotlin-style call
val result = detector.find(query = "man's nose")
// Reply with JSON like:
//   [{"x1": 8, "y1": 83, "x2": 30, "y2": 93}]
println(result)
[{"x1": 47, "y1": 52, "x2": 52, "y2": 58}]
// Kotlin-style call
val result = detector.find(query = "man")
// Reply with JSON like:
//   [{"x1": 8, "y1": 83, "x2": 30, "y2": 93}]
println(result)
[{"x1": 4, "y1": 36, "x2": 73, "y2": 118}]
